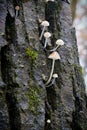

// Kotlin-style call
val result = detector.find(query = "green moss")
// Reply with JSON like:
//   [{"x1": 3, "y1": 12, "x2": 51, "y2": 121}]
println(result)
[
  {"x1": 78, "y1": 66, "x2": 83, "y2": 74},
  {"x1": 69, "y1": 64, "x2": 84, "y2": 80},
  {"x1": 72, "y1": 64, "x2": 83, "y2": 74},
  {"x1": 26, "y1": 48, "x2": 38, "y2": 62},
  {"x1": 26, "y1": 84, "x2": 42, "y2": 114}
]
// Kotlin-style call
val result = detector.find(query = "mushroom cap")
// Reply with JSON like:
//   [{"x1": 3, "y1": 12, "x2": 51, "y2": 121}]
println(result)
[
  {"x1": 48, "y1": 51, "x2": 61, "y2": 60},
  {"x1": 56, "y1": 39, "x2": 64, "y2": 46},
  {"x1": 41, "y1": 20, "x2": 49, "y2": 27},
  {"x1": 44, "y1": 32, "x2": 51, "y2": 38},
  {"x1": 53, "y1": 73, "x2": 58, "y2": 78},
  {"x1": 47, "y1": 119, "x2": 51, "y2": 123},
  {"x1": 15, "y1": 6, "x2": 20, "y2": 10}
]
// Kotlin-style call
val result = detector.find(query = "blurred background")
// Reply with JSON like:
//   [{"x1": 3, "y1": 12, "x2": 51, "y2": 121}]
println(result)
[{"x1": 71, "y1": 0, "x2": 87, "y2": 94}]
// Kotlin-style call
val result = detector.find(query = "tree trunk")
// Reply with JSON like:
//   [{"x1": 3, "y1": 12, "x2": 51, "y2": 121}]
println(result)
[
  {"x1": 0, "y1": 0, "x2": 87, "y2": 130},
  {"x1": 71, "y1": 0, "x2": 78, "y2": 21}
]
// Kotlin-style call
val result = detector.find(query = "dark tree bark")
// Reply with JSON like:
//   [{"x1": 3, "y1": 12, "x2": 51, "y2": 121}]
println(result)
[{"x1": 0, "y1": 0, "x2": 87, "y2": 130}]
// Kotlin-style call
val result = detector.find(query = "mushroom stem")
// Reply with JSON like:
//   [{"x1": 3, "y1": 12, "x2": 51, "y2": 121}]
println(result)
[
  {"x1": 46, "y1": 78, "x2": 55, "y2": 87},
  {"x1": 44, "y1": 38, "x2": 48, "y2": 48},
  {"x1": 45, "y1": 59, "x2": 55, "y2": 85},
  {"x1": 40, "y1": 26, "x2": 45, "y2": 40},
  {"x1": 49, "y1": 45, "x2": 59, "y2": 52},
  {"x1": 15, "y1": 10, "x2": 18, "y2": 17},
  {"x1": 51, "y1": 78, "x2": 56, "y2": 84}
]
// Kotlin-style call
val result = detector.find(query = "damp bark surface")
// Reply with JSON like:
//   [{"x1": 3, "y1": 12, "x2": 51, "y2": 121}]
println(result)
[{"x1": 0, "y1": 0, "x2": 87, "y2": 130}]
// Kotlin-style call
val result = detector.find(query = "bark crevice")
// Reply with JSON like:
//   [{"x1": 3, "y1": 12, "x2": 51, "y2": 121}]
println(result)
[{"x1": 1, "y1": 12, "x2": 21, "y2": 130}]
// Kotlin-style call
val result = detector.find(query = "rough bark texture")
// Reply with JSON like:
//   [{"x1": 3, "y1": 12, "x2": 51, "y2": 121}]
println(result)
[{"x1": 0, "y1": 0, "x2": 87, "y2": 130}]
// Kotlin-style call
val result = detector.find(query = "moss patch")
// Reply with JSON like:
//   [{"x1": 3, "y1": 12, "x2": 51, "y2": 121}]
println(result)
[
  {"x1": 72, "y1": 64, "x2": 83, "y2": 74},
  {"x1": 26, "y1": 84, "x2": 42, "y2": 114},
  {"x1": 26, "y1": 47, "x2": 38, "y2": 62}
]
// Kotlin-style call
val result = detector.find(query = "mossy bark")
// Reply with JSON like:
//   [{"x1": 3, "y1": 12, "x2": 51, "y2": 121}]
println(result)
[{"x1": 0, "y1": 0, "x2": 87, "y2": 130}]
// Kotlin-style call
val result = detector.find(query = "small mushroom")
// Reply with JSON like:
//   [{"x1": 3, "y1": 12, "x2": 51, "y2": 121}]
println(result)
[
  {"x1": 50, "y1": 39, "x2": 64, "y2": 52},
  {"x1": 44, "y1": 32, "x2": 51, "y2": 48},
  {"x1": 47, "y1": 119, "x2": 51, "y2": 123},
  {"x1": 39, "y1": 20, "x2": 49, "y2": 40},
  {"x1": 15, "y1": 6, "x2": 20, "y2": 17},
  {"x1": 46, "y1": 73, "x2": 58, "y2": 87},
  {"x1": 45, "y1": 51, "x2": 60, "y2": 85},
  {"x1": 52, "y1": 73, "x2": 58, "y2": 84}
]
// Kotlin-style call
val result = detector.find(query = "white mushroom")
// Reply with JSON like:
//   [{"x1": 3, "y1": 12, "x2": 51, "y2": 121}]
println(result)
[
  {"x1": 44, "y1": 32, "x2": 51, "y2": 48},
  {"x1": 39, "y1": 20, "x2": 49, "y2": 40},
  {"x1": 47, "y1": 119, "x2": 51, "y2": 123},
  {"x1": 15, "y1": 6, "x2": 20, "y2": 17},
  {"x1": 52, "y1": 73, "x2": 58, "y2": 83},
  {"x1": 46, "y1": 73, "x2": 58, "y2": 87},
  {"x1": 50, "y1": 39, "x2": 64, "y2": 52},
  {"x1": 45, "y1": 51, "x2": 60, "y2": 85}
]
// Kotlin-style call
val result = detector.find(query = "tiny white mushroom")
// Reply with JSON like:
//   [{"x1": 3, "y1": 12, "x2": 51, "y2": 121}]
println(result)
[
  {"x1": 44, "y1": 32, "x2": 51, "y2": 48},
  {"x1": 47, "y1": 119, "x2": 51, "y2": 123},
  {"x1": 46, "y1": 73, "x2": 58, "y2": 87},
  {"x1": 39, "y1": 20, "x2": 49, "y2": 40},
  {"x1": 50, "y1": 39, "x2": 64, "y2": 52},
  {"x1": 45, "y1": 51, "x2": 60, "y2": 85},
  {"x1": 15, "y1": 6, "x2": 20, "y2": 17},
  {"x1": 52, "y1": 73, "x2": 58, "y2": 83}
]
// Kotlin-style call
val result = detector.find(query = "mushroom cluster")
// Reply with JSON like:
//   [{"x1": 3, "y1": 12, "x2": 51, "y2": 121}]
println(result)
[
  {"x1": 39, "y1": 19, "x2": 64, "y2": 87},
  {"x1": 23, "y1": 0, "x2": 65, "y2": 88}
]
